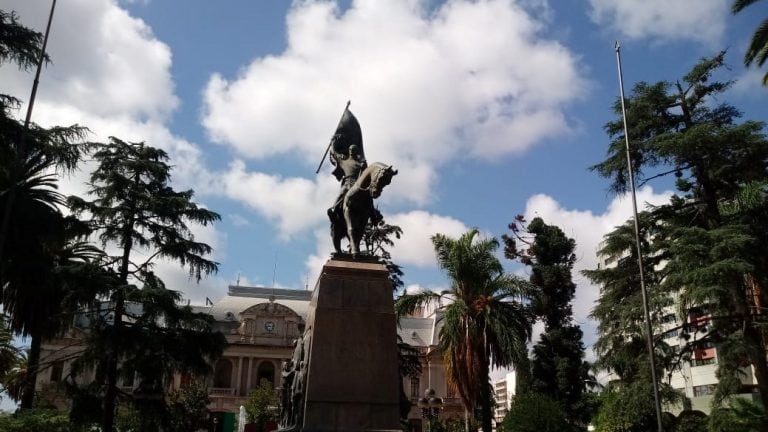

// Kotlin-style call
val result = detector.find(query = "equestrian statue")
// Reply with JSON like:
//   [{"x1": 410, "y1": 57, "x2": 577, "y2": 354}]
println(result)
[{"x1": 316, "y1": 102, "x2": 397, "y2": 258}]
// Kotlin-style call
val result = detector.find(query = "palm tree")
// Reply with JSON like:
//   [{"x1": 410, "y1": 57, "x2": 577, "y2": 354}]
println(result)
[
  {"x1": 733, "y1": 0, "x2": 768, "y2": 84},
  {"x1": 395, "y1": 229, "x2": 535, "y2": 432},
  {"x1": 0, "y1": 315, "x2": 20, "y2": 380}
]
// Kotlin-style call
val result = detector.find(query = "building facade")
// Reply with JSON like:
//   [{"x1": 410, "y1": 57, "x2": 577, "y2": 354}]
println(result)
[
  {"x1": 35, "y1": 284, "x2": 463, "y2": 427},
  {"x1": 493, "y1": 372, "x2": 516, "y2": 425},
  {"x1": 596, "y1": 251, "x2": 759, "y2": 414}
]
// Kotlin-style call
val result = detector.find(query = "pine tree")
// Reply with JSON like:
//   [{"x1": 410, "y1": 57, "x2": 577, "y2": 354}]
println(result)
[
  {"x1": 503, "y1": 216, "x2": 592, "y2": 429},
  {"x1": 590, "y1": 51, "x2": 768, "y2": 409},
  {"x1": 68, "y1": 137, "x2": 225, "y2": 432}
]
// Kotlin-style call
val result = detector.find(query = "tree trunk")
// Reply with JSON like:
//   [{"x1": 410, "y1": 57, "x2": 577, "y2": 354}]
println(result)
[
  {"x1": 480, "y1": 359, "x2": 492, "y2": 432},
  {"x1": 102, "y1": 221, "x2": 133, "y2": 432},
  {"x1": 101, "y1": 288, "x2": 125, "y2": 432},
  {"x1": 20, "y1": 331, "x2": 41, "y2": 409}
]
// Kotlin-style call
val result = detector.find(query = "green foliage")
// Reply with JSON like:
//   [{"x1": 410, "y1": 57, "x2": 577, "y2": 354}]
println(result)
[
  {"x1": 245, "y1": 378, "x2": 278, "y2": 431},
  {"x1": 0, "y1": 9, "x2": 47, "y2": 71},
  {"x1": 505, "y1": 217, "x2": 591, "y2": 428},
  {"x1": 115, "y1": 403, "x2": 142, "y2": 432},
  {"x1": 592, "y1": 382, "x2": 666, "y2": 432},
  {"x1": 672, "y1": 410, "x2": 707, "y2": 432},
  {"x1": 67, "y1": 137, "x2": 225, "y2": 431},
  {"x1": 363, "y1": 213, "x2": 404, "y2": 290},
  {"x1": 501, "y1": 392, "x2": 569, "y2": 432},
  {"x1": 396, "y1": 229, "x2": 535, "y2": 432},
  {"x1": 589, "y1": 52, "x2": 768, "y2": 410},
  {"x1": 0, "y1": 409, "x2": 72, "y2": 432},
  {"x1": 166, "y1": 382, "x2": 210, "y2": 432},
  {"x1": 432, "y1": 417, "x2": 475, "y2": 432},
  {"x1": 708, "y1": 398, "x2": 767, "y2": 432},
  {"x1": 732, "y1": 0, "x2": 768, "y2": 85},
  {"x1": 0, "y1": 314, "x2": 20, "y2": 380},
  {"x1": 0, "y1": 8, "x2": 98, "y2": 409}
]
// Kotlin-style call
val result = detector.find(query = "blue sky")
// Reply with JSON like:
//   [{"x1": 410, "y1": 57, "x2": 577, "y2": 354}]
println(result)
[{"x1": 2, "y1": 0, "x2": 768, "y2": 365}]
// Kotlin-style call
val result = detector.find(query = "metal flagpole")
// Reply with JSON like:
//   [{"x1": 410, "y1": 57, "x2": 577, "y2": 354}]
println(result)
[
  {"x1": 0, "y1": 0, "x2": 58, "y2": 264},
  {"x1": 614, "y1": 41, "x2": 664, "y2": 432}
]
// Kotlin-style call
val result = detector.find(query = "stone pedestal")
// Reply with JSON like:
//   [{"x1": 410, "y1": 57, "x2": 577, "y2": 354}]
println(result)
[{"x1": 301, "y1": 258, "x2": 402, "y2": 432}]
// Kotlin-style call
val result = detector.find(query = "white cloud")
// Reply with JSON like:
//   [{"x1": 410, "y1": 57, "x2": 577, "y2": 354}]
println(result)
[
  {"x1": 2, "y1": 0, "x2": 177, "y2": 121},
  {"x1": 221, "y1": 160, "x2": 339, "y2": 238},
  {"x1": 305, "y1": 229, "x2": 336, "y2": 288},
  {"x1": 203, "y1": 0, "x2": 586, "y2": 177},
  {"x1": 228, "y1": 214, "x2": 251, "y2": 227},
  {"x1": 731, "y1": 67, "x2": 766, "y2": 98},
  {"x1": 588, "y1": 0, "x2": 728, "y2": 45},
  {"x1": 0, "y1": 0, "x2": 226, "y2": 303},
  {"x1": 387, "y1": 210, "x2": 469, "y2": 267},
  {"x1": 522, "y1": 187, "x2": 673, "y2": 348}
]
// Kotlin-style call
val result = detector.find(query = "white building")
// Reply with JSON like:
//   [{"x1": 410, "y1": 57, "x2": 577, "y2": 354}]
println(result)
[
  {"x1": 596, "y1": 251, "x2": 759, "y2": 414},
  {"x1": 493, "y1": 371, "x2": 516, "y2": 425},
  {"x1": 35, "y1": 284, "x2": 463, "y2": 428}
]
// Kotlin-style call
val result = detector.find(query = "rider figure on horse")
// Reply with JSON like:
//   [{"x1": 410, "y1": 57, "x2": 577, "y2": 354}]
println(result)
[
  {"x1": 328, "y1": 143, "x2": 367, "y2": 220},
  {"x1": 323, "y1": 106, "x2": 396, "y2": 257}
]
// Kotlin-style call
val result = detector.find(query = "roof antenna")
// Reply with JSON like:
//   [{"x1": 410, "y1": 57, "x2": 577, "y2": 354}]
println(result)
[{"x1": 236, "y1": 272, "x2": 241, "y2": 286}]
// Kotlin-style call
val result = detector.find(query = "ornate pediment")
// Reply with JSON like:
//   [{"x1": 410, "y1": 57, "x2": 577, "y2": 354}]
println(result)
[{"x1": 237, "y1": 301, "x2": 304, "y2": 344}]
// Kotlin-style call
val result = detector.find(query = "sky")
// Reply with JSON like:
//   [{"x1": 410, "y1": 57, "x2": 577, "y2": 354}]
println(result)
[{"x1": 2, "y1": 0, "x2": 768, "y2": 378}]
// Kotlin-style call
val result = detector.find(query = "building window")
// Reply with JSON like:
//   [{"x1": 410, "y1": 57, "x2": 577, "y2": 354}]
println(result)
[
  {"x1": 256, "y1": 361, "x2": 275, "y2": 387},
  {"x1": 49, "y1": 360, "x2": 64, "y2": 382},
  {"x1": 661, "y1": 314, "x2": 677, "y2": 324},
  {"x1": 410, "y1": 377, "x2": 419, "y2": 398},
  {"x1": 213, "y1": 359, "x2": 233, "y2": 388},
  {"x1": 692, "y1": 357, "x2": 717, "y2": 367},
  {"x1": 693, "y1": 384, "x2": 716, "y2": 397}
]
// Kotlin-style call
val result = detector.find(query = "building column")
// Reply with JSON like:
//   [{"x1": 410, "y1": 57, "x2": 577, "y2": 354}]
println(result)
[
  {"x1": 247, "y1": 357, "x2": 254, "y2": 392},
  {"x1": 236, "y1": 357, "x2": 243, "y2": 394},
  {"x1": 273, "y1": 360, "x2": 280, "y2": 387}
]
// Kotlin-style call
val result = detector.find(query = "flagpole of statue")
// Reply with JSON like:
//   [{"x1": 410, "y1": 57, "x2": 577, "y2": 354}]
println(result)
[{"x1": 315, "y1": 100, "x2": 351, "y2": 174}]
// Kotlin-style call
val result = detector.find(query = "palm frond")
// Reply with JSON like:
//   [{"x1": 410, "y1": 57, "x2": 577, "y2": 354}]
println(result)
[{"x1": 394, "y1": 290, "x2": 440, "y2": 319}]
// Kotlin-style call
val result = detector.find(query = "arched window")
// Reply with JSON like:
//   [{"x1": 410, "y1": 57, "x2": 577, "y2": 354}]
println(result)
[
  {"x1": 255, "y1": 360, "x2": 275, "y2": 387},
  {"x1": 213, "y1": 359, "x2": 233, "y2": 388}
]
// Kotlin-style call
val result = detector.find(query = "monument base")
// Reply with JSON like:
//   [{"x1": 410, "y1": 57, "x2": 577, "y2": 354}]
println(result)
[{"x1": 295, "y1": 258, "x2": 403, "y2": 432}]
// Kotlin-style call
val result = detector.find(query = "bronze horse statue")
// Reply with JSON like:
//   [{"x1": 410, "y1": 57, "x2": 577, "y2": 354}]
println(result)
[{"x1": 329, "y1": 162, "x2": 397, "y2": 258}]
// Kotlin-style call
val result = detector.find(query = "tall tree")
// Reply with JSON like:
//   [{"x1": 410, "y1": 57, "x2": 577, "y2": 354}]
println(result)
[
  {"x1": 395, "y1": 229, "x2": 534, "y2": 432},
  {"x1": 68, "y1": 137, "x2": 224, "y2": 432},
  {"x1": 733, "y1": 0, "x2": 768, "y2": 85},
  {"x1": 503, "y1": 216, "x2": 591, "y2": 429},
  {"x1": 0, "y1": 7, "x2": 96, "y2": 409},
  {"x1": 0, "y1": 10, "x2": 47, "y2": 71},
  {"x1": 591, "y1": 51, "x2": 768, "y2": 409},
  {"x1": 584, "y1": 217, "x2": 682, "y2": 431}
]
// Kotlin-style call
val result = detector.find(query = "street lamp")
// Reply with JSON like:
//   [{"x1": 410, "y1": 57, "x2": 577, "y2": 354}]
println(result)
[{"x1": 418, "y1": 388, "x2": 442, "y2": 432}]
